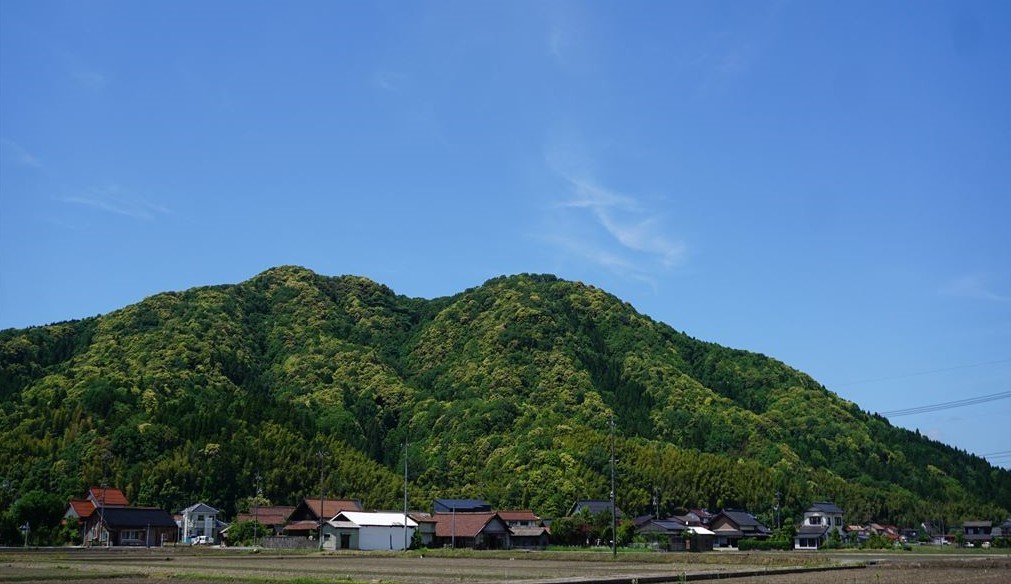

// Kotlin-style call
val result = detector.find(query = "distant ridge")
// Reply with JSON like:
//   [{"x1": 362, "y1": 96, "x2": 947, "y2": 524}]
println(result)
[{"x1": 1, "y1": 265, "x2": 1007, "y2": 528}]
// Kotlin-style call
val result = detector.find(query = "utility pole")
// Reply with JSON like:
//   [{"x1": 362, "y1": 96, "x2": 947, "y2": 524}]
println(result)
[
  {"x1": 318, "y1": 449, "x2": 327, "y2": 551},
  {"x1": 99, "y1": 481, "x2": 107, "y2": 547},
  {"x1": 403, "y1": 440, "x2": 409, "y2": 551},
  {"x1": 610, "y1": 414, "x2": 617, "y2": 558},
  {"x1": 254, "y1": 472, "x2": 261, "y2": 547}
]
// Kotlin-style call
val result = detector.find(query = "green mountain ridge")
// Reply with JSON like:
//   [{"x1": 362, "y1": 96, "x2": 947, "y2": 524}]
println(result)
[{"x1": 1, "y1": 265, "x2": 1008, "y2": 542}]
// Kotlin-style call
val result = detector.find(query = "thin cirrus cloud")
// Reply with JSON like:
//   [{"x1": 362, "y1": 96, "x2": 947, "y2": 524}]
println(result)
[
  {"x1": 60, "y1": 185, "x2": 170, "y2": 220},
  {"x1": 553, "y1": 173, "x2": 687, "y2": 276},
  {"x1": 940, "y1": 273, "x2": 1011, "y2": 303},
  {"x1": 0, "y1": 138, "x2": 43, "y2": 169}
]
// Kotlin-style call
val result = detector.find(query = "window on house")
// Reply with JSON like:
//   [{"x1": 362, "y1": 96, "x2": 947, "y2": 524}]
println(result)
[
  {"x1": 809, "y1": 516, "x2": 822, "y2": 525},
  {"x1": 834, "y1": 517, "x2": 842, "y2": 526}
]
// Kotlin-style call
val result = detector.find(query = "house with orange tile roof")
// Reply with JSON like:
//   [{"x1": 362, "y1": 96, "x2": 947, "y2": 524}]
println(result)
[
  {"x1": 497, "y1": 509, "x2": 550, "y2": 549},
  {"x1": 64, "y1": 486, "x2": 131, "y2": 545},
  {"x1": 432, "y1": 511, "x2": 511, "y2": 549},
  {"x1": 233, "y1": 505, "x2": 296, "y2": 536},
  {"x1": 284, "y1": 498, "x2": 363, "y2": 538}
]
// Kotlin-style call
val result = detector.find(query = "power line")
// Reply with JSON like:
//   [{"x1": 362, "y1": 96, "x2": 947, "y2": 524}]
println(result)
[
  {"x1": 836, "y1": 358, "x2": 1011, "y2": 387},
  {"x1": 877, "y1": 387, "x2": 1011, "y2": 416}
]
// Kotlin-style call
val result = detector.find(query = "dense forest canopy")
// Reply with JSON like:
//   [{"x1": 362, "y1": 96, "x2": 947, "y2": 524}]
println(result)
[{"x1": 1, "y1": 266, "x2": 1008, "y2": 543}]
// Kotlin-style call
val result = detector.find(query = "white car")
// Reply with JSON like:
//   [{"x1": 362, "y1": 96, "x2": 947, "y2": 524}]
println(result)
[{"x1": 192, "y1": 535, "x2": 213, "y2": 545}]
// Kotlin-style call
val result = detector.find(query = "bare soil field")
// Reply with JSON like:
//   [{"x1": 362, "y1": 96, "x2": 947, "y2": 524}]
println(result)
[{"x1": 1, "y1": 548, "x2": 1007, "y2": 584}]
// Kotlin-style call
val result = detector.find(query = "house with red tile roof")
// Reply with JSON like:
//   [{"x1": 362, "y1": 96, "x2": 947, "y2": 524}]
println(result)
[
  {"x1": 233, "y1": 505, "x2": 296, "y2": 535},
  {"x1": 284, "y1": 498, "x2": 363, "y2": 538},
  {"x1": 432, "y1": 512, "x2": 511, "y2": 549},
  {"x1": 64, "y1": 487, "x2": 132, "y2": 545},
  {"x1": 497, "y1": 509, "x2": 550, "y2": 549}
]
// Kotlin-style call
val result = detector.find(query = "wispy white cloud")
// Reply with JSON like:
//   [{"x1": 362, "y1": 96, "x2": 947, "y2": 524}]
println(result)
[
  {"x1": 0, "y1": 138, "x2": 43, "y2": 169},
  {"x1": 372, "y1": 70, "x2": 408, "y2": 92},
  {"x1": 940, "y1": 273, "x2": 1010, "y2": 303},
  {"x1": 561, "y1": 175, "x2": 687, "y2": 268},
  {"x1": 60, "y1": 185, "x2": 170, "y2": 220},
  {"x1": 541, "y1": 136, "x2": 687, "y2": 282},
  {"x1": 70, "y1": 67, "x2": 107, "y2": 90}
]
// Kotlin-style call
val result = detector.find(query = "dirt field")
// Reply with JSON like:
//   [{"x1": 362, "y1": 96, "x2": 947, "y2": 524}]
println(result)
[{"x1": 1, "y1": 548, "x2": 1007, "y2": 583}]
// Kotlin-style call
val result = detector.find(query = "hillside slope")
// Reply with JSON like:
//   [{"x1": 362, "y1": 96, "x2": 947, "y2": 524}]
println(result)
[{"x1": 1, "y1": 266, "x2": 1007, "y2": 536}]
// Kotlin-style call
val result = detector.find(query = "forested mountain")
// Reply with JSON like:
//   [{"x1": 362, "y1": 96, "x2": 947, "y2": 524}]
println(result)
[{"x1": 2, "y1": 266, "x2": 1008, "y2": 542}]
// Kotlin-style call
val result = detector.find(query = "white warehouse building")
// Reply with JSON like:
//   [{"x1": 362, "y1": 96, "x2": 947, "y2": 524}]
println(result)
[{"x1": 323, "y1": 511, "x2": 417, "y2": 551}]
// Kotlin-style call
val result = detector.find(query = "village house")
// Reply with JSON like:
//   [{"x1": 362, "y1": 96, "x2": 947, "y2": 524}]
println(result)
[
  {"x1": 178, "y1": 502, "x2": 222, "y2": 544},
  {"x1": 498, "y1": 509, "x2": 550, "y2": 549},
  {"x1": 64, "y1": 487, "x2": 131, "y2": 545},
  {"x1": 322, "y1": 511, "x2": 417, "y2": 551},
  {"x1": 709, "y1": 510, "x2": 771, "y2": 549},
  {"x1": 232, "y1": 505, "x2": 295, "y2": 537},
  {"x1": 408, "y1": 512, "x2": 438, "y2": 547},
  {"x1": 794, "y1": 501, "x2": 845, "y2": 550},
  {"x1": 92, "y1": 506, "x2": 179, "y2": 546},
  {"x1": 432, "y1": 511, "x2": 511, "y2": 549},
  {"x1": 962, "y1": 520, "x2": 993, "y2": 546},
  {"x1": 674, "y1": 508, "x2": 715, "y2": 527},
  {"x1": 568, "y1": 499, "x2": 624, "y2": 519},
  {"x1": 637, "y1": 518, "x2": 715, "y2": 552},
  {"x1": 283, "y1": 498, "x2": 363, "y2": 538}
]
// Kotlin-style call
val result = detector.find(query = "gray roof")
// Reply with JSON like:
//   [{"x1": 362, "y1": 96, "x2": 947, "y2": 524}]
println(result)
[
  {"x1": 717, "y1": 510, "x2": 772, "y2": 534},
  {"x1": 100, "y1": 507, "x2": 177, "y2": 529},
  {"x1": 808, "y1": 501, "x2": 844, "y2": 514},
  {"x1": 638, "y1": 519, "x2": 688, "y2": 534},
  {"x1": 433, "y1": 498, "x2": 491, "y2": 513},
  {"x1": 181, "y1": 502, "x2": 219, "y2": 515},
  {"x1": 570, "y1": 500, "x2": 624, "y2": 518},
  {"x1": 796, "y1": 525, "x2": 830, "y2": 537}
]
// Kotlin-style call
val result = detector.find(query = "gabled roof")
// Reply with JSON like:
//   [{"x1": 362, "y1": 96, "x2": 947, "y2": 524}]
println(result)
[
  {"x1": 181, "y1": 502, "x2": 219, "y2": 515},
  {"x1": 433, "y1": 512, "x2": 509, "y2": 538},
  {"x1": 98, "y1": 507, "x2": 176, "y2": 529},
  {"x1": 88, "y1": 487, "x2": 129, "y2": 507},
  {"x1": 807, "y1": 501, "x2": 844, "y2": 514},
  {"x1": 569, "y1": 500, "x2": 624, "y2": 518},
  {"x1": 409, "y1": 512, "x2": 437, "y2": 524},
  {"x1": 497, "y1": 510, "x2": 540, "y2": 523},
  {"x1": 284, "y1": 520, "x2": 321, "y2": 532},
  {"x1": 433, "y1": 498, "x2": 491, "y2": 513},
  {"x1": 638, "y1": 519, "x2": 688, "y2": 534},
  {"x1": 235, "y1": 505, "x2": 295, "y2": 525},
  {"x1": 713, "y1": 510, "x2": 771, "y2": 535},
  {"x1": 66, "y1": 499, "x2": 95, "y2": 519},
  {"x1": 300, "y1": 498, "x2": 363, "y2": 520},
  {"x1": 315, "y1": 499, "x2": 364, "y2": 519},
  {"x1": 335, "y1": 511, "x2": 418, "y2": 528}
]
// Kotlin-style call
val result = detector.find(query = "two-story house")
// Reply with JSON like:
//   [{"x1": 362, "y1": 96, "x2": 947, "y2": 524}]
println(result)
[
  {"x1": 179, "y1": 502, "x2": 221, "y2": 544},
  {"x1": 962, "y1": 520, "x2": 993, "y2": 546},
  {"x1": 498, "y1": 509, "x2": 550, "y2": 549},
  {"x1": 794, "y1": 501, "x2": 845, "y2": 550},
  {"x1": 709, "y1": 510, "x2": 772, "y2": 549}
]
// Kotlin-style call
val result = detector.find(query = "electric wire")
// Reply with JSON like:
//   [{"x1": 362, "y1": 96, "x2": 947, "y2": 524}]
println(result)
[{"x1": 879, "y1": 390, "x2": 1011, "y2": 417}]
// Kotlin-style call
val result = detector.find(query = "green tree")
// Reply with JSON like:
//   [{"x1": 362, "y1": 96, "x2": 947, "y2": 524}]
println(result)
[{"x1": 226, "y1": 520, "x2": 265, "y2": 546}]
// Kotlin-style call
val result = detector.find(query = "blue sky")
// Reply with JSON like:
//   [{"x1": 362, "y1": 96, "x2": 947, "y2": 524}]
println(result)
[{"x1": 2, "y1": 1, "x2": 1009, "y2": 468}]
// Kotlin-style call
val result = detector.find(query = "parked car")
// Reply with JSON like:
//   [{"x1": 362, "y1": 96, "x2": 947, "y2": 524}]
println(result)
[{"x1": 192, "y1": 535, "x2": 213, "y2": 545}]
